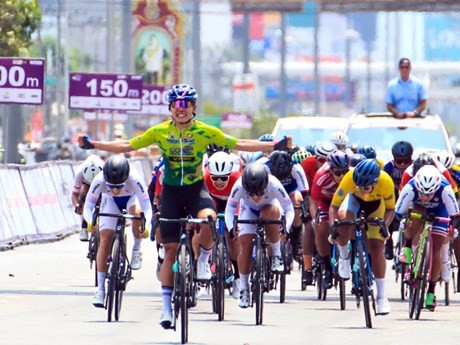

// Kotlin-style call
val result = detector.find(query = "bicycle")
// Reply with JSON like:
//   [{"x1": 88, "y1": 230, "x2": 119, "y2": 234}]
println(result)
[
  {"x1": 211, "y1": 213, "x2": 234, "y2": 321},
  {"x1": 330, "y1": 211, "x2": 389, "y2": 329},
  {"x1": 233, "y1": 215, "x2": 286, "y2": 325},
  {"x1": 97, "y1": 210, "x2": 145, "y2": 322},
  {"x1": 87, "y1": 204, "x2": 100, "y2": 287},
  {"x1": 159, "y1": 215, "x2": 214, "y2": 344},
  {"x1": 393, "y1": 218, "x2": 408, "y2": 301},
  {"x1": 406, "y1": 211, "x2": 450, "y2": 320},
  {"x1": 313, "y1": 208, "x2": 346, "y2": 309}
]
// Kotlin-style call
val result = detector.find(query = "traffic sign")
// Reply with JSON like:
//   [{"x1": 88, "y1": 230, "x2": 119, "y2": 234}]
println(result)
[
  {"x1": 0, "y1": 58, "x2": 45, "y2": 105},
  {"x1": 68, "y1": 73, "x2": 143, "y2": 111}
]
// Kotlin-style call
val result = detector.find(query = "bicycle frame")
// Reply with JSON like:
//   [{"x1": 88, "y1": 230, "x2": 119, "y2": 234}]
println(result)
[
  {"x1": 98, "y1": 210, "x2": 145, "y2": 322},
  {"x1": 159, "y1": 215, "x2": 214, "y2": 344},
  {"x1": 407, "y1": 211, "x2": 450, "y2": 320},
  {"x1": 233, "y1": 215, "x2": 286, "y2": 325},
  {"x1": 331, "y1": 212, "x2": 388, "y2": 329}
]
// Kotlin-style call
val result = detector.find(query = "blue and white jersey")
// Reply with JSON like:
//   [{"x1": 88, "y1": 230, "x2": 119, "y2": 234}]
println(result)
[
  {"x1": 384, "y1": 160, "x2": 404, "y2": 196},
  {"x1": 265, "y1": 161, "x2": 309, "y2": 195},
  {"x1": 395, "y1": 176, "x2": 459, "y2": 217},
  {"x1": 83, "y1": 170, "x2": 153, "y2": 228}
]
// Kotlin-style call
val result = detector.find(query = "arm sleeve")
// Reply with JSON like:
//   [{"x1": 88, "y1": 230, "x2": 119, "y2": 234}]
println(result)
[
  {"x1": 395, "y1": 184, "x2": 414, "y2": 216},
  {"x1": 442, "y1": 185, "x2": 460, "y2": 216},
  {"x1": 83, "y1": 178, "x2": 102, "y2": 223},
  {"x1": 272, "y1": 180, "x2": 295, "y2": 230},
  {"x1": 225, "y1": 180, "x2": 243, "y2": 230},
  {"x1": 132, "y1": 177, "x2": 153, "y2": 228},
  {"x1": 292, "y1": 164, "x2": 309, "y2": 192}
]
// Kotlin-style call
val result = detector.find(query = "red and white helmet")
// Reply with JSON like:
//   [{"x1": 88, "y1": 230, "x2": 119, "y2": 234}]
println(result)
[
  {"x1": 414, "y1": 165, "x2": 442, "y2": 195},
  {"x1": 207, "y1": 151, "x2": 234, "y2": 176}
]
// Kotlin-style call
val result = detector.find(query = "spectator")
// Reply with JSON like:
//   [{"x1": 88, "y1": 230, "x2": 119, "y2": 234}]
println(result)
[{"x1": 386, "y1": 57, "x2": 427, "y2": 119}]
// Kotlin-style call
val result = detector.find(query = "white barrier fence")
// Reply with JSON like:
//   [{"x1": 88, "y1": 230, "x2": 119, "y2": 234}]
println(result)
[{"x1": 0, "y1": 157, "x2": 155, "y2": 251}]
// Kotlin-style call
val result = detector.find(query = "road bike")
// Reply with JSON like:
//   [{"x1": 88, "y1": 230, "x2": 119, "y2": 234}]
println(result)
[
  {"x1": 98, "y1": 210, "x2": 145, "y2": 322},
  {"x1": 406, "y1": 212, "x2": 450, "y2": 320},
  {"x1": 331, "y1": 212, "x2": 388, "y2": 328},
  {"x1": 393, "y1": 218, "x2": 408, "y2": 301},
  {"x1": 233, "y1": 215, "x2": 286, "y2": 325},
  {"x1": 211, "y1": 213, "x2": 234, "y2": 321},
  {"x1": 87, "y1": 204, "x2": 100, "y2": 287},
  {"x1": 160, "y1": 215, "x2": 214, "y2": 344}
]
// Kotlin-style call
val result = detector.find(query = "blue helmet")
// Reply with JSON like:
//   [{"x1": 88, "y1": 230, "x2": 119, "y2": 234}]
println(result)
[
  {"x1": 358, "y1": 145, "x2": 377, "y2": 159},
  {"x1": 259, "y1": 133, "x2": 274, "y2": 142},
  {"x1": 349, "y1": 153, "x2": 366, "y2": 168},
  {"x1": 167, "y1": 84, "x2": 198, "y2": 103},
  {"x1": 327, "y1": 150, "x2": 349, "y2": 169},
  {"x1": 353, "y1": 159, "x2": 380, "y2": 188}
]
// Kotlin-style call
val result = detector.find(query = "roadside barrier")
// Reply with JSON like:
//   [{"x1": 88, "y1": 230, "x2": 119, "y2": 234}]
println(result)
[{"x1": 0, "y1": 157, "x2": 156, "y2": 251}]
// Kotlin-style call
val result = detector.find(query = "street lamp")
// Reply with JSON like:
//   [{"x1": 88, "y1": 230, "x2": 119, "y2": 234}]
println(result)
[{"x1": 345, "y1": 28, "x2": 359, "y2": 108}]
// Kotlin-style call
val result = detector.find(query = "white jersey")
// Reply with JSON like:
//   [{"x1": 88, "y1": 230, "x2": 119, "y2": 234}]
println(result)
[
  {"x1": 83, "y1": 171, "x2": 153, "y2": 229},
  {"x1": 225, "y1": 174, "x2": 295, "y2": 232}
]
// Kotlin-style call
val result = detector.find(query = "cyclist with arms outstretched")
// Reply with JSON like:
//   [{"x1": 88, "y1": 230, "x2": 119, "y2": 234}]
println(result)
[{"x1": 78, "y1": 83, "x2": 291, "y2": 328}]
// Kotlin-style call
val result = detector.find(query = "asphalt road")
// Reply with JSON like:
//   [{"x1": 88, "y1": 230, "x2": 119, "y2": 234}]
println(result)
[{"x1": 1, "y1": 234, "x2": 460, "y2": 345}]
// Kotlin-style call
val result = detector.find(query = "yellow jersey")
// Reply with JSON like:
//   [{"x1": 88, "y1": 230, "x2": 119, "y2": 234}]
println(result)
[{"x1": 331, "y1": 169, "x2": 395, "y2": 209}]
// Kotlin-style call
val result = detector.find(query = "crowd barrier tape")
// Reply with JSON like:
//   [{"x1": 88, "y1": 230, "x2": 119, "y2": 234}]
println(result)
[{"x1": 0, "y1": 156, "x2": 157, "y2": 251}]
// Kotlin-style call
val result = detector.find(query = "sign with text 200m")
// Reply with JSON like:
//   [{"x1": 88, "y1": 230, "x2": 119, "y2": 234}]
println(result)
[
  {"x1": 0, "y1": 58, "x2": 45, "y2": 105},
  {"x1": 69, "y1": 73, "x2": 143, "y2": 111}
]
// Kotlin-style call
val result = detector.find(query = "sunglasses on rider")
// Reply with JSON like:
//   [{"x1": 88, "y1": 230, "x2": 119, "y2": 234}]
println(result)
[
  {"x1": 357, "y1": 183, "x2": 376, "y2": 193},
  {"x1": 210, "y1": 175, "x2": 230, "y2": 182},
  {"x1": 171, "y1": 100, "x2": 195, "y2": 109},
  {"x1": 394, "y1": 158, "x2": 411, "y2": 165},
  {"x1": 332, "y1": 169, "x2": 349, "y2": 177},
  {"x1": 107, "y1": 182, "x2": 125, "y2": 190}
]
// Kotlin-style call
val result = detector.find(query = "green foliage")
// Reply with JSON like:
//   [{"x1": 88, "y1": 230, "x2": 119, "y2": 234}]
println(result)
[{"x1": 0, "y1": 0, "x2": 42, "y2": 56}]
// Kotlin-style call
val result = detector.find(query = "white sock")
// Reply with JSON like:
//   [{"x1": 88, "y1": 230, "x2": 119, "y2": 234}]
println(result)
[
  {"x1": 198, "y1": 246, "x2": 212, "y2": 264},
  {"x1": 161, "y1": 287, "x2": 173, "y2": 314},
  {"x1": 132, "y1": 237, "x2": 142, "y2": 251},
  {"x1": 375, "y1": 278, "x2": 385, "y2": 299},
  {"x1": 97, "y1": 272, "x2": 106, "y2": 293},
  {"x1": 270, "y1": 240, "x2": 281, "y2": 257},
  {"x1": 339, "y1": 245, "x2": 349, "y2": 259},
  {"x1": 240, "y1": 273, "x2": 250, "y2": 291}
]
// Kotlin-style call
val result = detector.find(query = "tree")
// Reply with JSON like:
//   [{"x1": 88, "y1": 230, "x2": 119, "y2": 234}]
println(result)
[
  {"x1": 0, "y1": 0, "x2": 41, "y2": 163},
  {"x1": 0, "y1": 0, "x2": 42, "y2": 57}
]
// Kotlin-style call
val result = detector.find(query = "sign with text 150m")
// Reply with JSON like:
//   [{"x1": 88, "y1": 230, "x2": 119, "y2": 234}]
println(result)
[
  {"x1": 68, "y1": 73, "x2": 143, "y2": 111},
  {"x1": 0, "y1": 58, "x2": 45, "y2": 105}
]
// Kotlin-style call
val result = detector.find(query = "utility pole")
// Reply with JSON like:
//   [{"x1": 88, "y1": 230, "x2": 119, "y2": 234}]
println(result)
[
  {"x1": 280, "y1": 13, "x2": 287, "y2": 117},
  {"x1": 242, "y1": 12, "x2": 250, "y2": 74},
  {"x1": 192, "y1": 0, "x2": 202, "y2": 113},
  {"x1": 313, "y1": 6, "x2": 320, "y2": 115}
]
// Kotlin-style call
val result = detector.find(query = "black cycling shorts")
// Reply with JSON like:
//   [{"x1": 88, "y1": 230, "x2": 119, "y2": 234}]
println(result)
[{"x1": 160, "y1": 180, "x2": 216, "y2": 244}]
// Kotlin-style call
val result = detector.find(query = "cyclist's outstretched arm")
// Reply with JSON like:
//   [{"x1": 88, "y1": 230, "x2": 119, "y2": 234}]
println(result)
[{"x1": 78, "y1": 136, "x2": 133, "y2": 153}]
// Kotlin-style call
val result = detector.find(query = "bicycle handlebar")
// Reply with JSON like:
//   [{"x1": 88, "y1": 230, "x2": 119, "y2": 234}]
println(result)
[
  {"x1": 98, "y1": 211, "x2": 146, "y2": 232},
  {"x1": 330, "y1": 216, "x2": 389, "y2": 240},
  {"x1": 232, "y1": 215, "x2": 286, "y2": 238},
  {"x1": 408, "y1": 212, "x2": 450, "y2": 224}
]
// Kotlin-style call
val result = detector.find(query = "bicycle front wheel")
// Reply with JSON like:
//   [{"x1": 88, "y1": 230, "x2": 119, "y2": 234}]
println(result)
[
  {"x1": 179, "y1": 243, "x2": 189, "y2": 344},
  {"x1": 415, "y1": 239, "x2": 430, "y2": 320},
  {"x1": 279, "y1": 240, "x2": 287, "y2": 303},
  {"x1": 357, "y1": 241, "x2": 372, "y2": 329},
  {"x1": 107, "y1": 237, "x2": 120, "y2": 322},
  {"x1": 216, "y1": 240, "x2": 226, "y2": 320},
  {"x1": 254, "y1": 241, "x2": 265, "y2": 325}
]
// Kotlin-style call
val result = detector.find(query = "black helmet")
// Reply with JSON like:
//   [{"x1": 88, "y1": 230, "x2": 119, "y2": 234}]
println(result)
[
  {"x1": 391, "y1": 141, "x2": 413, "y2": 158},
  {"x1": 269, "y1": 151, "x2": 293, "y2": 180},
  {"x1": 103, "y1": 155, "x2": 130, "y2": 184},
  {"x1": 242, "y1": 163, "x2": 269, "y2": 196},
  {"x1": 412, "y1": 153, "x2": 434, "y2": 175}
]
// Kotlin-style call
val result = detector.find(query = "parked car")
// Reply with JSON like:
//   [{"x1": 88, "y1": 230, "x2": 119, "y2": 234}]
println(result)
[
  {"x1": 272, "y1": 115, "x2": 350, "y2": 149},
  {"x1": 346, "y1": 112, "x2": 453, "y2": 162}
]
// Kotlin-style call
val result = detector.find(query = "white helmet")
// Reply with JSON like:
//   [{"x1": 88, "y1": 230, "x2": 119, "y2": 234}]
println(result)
[
  {"x1": 414, "y1": 165, "x2": 442, "y2": 195},
  {"x1": 81, "y1": 155, "x2": 103, "y2": 184},
  {"x1": 207, "y1": 151, "x2": 234, "y2": 176},
  {"x1": 331, "y1": 131, "x2": 349, "y2": 146},
  {"x1": 433, "y1": 150, "x2": 455, "y2": 170},
  {"x1": 315, "y1": 141, "x2": 337, "y2": 159}
]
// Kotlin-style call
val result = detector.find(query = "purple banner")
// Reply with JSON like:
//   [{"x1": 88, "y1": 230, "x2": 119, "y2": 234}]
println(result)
[
  {"x1": 69, "y1": 73, "x2": 143, "y2": 111},
  {"x1": 221, "y1": 112, "x2": 253, "y2": 129},
  {"x1": 0, "y1": 58, "x2": 45, "y2": 105},
  {"x1": 128, "y1": 85, "x2": 169, "y2": 115}
]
